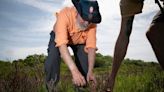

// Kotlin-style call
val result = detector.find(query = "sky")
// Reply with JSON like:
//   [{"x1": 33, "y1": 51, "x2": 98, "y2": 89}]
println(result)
[{"x1": 0, "y1": 0, "x2": 161, "y2": 62}]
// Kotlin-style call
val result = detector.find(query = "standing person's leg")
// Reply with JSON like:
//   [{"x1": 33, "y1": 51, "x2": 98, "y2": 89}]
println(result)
[
  {"x1": 70, "y1": 44, "x2": 88, "y2": 92},
  {"x1": 44, "y1": 31, "x2": 61, "y2": 92},
  {"x1": 105, "y1": 0, "x2": 144, "y2": 91},
  {"x1": 105, "y1": 16, "x2": 134, "y2": 92},
  {"x1": 146, "y1": 10, "x2": 164, "y2": 69}
]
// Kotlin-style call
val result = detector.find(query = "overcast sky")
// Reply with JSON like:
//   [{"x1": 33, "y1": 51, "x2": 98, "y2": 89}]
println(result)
[{"x1": 0, "y1": 0, "x2": 160, "y2": 62}]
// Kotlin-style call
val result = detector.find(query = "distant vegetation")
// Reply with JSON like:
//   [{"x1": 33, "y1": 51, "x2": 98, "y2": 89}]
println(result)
[{"x1": 0, "y1": 53, "x2": 164, "y2": 92}]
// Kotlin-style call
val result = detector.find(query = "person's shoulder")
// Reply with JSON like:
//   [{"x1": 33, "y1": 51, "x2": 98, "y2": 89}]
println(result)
[
  {"x1": 86, "y1": 24, "x2": 97, "y2": 31},
  {"x1": 56, "y1": 6, "x2": 77, "y2": 21},
  {"x1": 89, "y1": 24, "x2": 97, "y2": 29},
  {"x1": 58, "y1": 6, "x2": 76, "y2": 14}
]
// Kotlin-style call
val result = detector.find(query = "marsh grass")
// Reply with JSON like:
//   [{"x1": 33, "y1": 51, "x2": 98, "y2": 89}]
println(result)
[{"x1": 0, "y1": 54, "x2": 164, "y2": 92}]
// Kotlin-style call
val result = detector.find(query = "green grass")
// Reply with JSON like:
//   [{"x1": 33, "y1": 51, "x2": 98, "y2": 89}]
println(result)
[{"x1": 0, "y1": 54, "x2": 164, "y2": 92}]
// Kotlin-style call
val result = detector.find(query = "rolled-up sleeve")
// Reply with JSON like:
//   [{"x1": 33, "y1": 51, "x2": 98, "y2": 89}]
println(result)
[
  {"x1": 85, "y1": 25, "x2": 97, "y2": 53},
  {"x1": 54, "y1": 9, "x2": 69, "y2": 47}
]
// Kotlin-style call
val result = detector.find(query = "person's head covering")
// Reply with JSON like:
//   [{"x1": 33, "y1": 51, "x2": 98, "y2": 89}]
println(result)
[{"x1": 72, "y1": 0, "x2": 101, "y2": 23}]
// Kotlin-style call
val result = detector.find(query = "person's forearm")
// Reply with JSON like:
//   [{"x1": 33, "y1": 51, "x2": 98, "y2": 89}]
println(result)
[
  {"x1": 59, "y1": 45, "x2": 86, "y2": 86},
  {"x1": 87, "y1": 48, "x2": 96, "y2": 72},
  {"x1": 59, "y1": 45, "x2": 77, "y2": 71}
]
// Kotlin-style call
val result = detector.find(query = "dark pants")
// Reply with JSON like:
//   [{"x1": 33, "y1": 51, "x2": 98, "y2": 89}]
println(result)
[{"x1": 44, "y1": 31, "x2": 88, "y2": 91}]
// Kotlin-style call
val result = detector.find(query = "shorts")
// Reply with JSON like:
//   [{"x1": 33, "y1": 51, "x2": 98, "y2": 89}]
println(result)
[{"x1": 120, "y1": 0, "x2": 144, "y2": 17}]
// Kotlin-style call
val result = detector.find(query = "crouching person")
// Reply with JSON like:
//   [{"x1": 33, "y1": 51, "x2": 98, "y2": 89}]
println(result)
[{"x1": 44, "y1": 0, "x2": 101, "y2": 91}]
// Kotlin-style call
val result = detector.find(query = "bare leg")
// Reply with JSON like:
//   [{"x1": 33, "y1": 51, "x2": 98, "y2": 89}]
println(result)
[
  {"x1": 146, "y1": 23, "x2": 164, "y2": 69},
  {"x1": 105, "y1": 16, "x2": 134, "y2": 92},
  {"x1": 146, "y1": 9, "x2": 164, "y2": 69}
]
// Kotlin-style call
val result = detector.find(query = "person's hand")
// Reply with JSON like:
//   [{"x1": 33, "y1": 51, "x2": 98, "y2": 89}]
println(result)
[
  {"x1": 87, "y1": 71, "x2": 97, "y2": 88},
  {"x1": 71, "y1": 68, "x2": 86, "y2": 87}
]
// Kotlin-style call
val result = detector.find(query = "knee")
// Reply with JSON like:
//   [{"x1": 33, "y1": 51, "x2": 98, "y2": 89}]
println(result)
[
  {"x1": 119, "y1": 31, "x2": 130, "y2": 42},
  {"x1": 146, "y1": 24, "x2": 155, "y2": 38}
]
